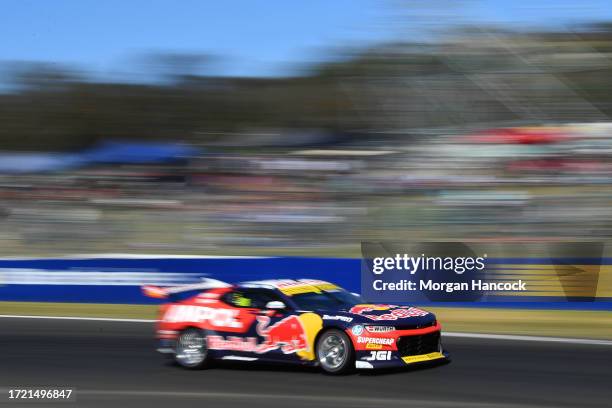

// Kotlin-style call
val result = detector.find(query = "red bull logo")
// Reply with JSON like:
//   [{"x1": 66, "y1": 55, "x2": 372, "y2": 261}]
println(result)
[
  {"x1": 349, "y1": 305, "x2": 429, "y2": 321},
  {"x1": 256, "y1": 315, "x2": 308, "y2": 354},
  {"x1": 205, "y1": 315, "x2": 310, "y2": 355}
]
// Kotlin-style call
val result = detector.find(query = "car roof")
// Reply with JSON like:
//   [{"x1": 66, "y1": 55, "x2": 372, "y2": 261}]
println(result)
[
  {"x1": 237, "y1": 279, "x2": 339, "y2": 295},
  {"x1": 238, "y1": 278, "x2": 331, "y2": 288}
]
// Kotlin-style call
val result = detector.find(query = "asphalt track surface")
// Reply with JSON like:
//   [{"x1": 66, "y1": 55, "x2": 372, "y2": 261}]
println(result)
[{"x1": 0, "y1": 319, "x2": 610, "y2": 408}]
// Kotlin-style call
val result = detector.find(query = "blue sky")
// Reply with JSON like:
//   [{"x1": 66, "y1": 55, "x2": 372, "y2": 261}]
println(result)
[{"x1": 2, "y1": 0, "x2": 612, "y2": 79}]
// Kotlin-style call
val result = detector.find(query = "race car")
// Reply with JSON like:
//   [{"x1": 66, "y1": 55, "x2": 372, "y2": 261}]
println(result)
[{"x1": 143, "y1": 278, "x2": 449, "y2": 374}]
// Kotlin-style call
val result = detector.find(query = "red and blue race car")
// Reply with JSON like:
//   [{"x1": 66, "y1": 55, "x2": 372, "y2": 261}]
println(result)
[{"x1": 143, "y1": 278, "x2": 449, "y2": 374}]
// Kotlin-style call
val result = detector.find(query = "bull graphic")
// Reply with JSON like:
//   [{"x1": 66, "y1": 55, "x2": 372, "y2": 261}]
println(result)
[{"x1": 255, "y1": 315, "x2": 308, "y2": 354}]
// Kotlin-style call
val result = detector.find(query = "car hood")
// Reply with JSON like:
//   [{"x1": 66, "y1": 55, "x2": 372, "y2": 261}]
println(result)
[{"x1": 321, "y1": 304, "x2": 436, "y2": 327}]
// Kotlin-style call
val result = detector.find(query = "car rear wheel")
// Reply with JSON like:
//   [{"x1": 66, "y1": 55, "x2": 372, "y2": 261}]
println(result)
[
  {"x1": 316, "y1": 329, "x2": 354, "y2": 374},
  {"x1": 175, "y1": 328, "x2": 210, "y2": 369}
]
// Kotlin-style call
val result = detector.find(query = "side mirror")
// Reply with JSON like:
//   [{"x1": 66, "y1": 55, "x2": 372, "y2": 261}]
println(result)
[{"x1": 265, "y1": 301, "x2": 286, "y2": 310}]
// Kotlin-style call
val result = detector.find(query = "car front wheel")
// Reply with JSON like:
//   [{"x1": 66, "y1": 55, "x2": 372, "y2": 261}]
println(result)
[{"x1": 316, "y1": 329, "x2": 354, "y2": 374}]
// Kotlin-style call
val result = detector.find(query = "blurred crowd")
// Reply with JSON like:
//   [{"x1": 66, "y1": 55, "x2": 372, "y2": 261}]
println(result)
[
  {"x1": 3, "y1": 24, "x2": 612, "y2": 256},
  {"x1": 1, "y1": 122, "x2": 612, "y2": 257}
]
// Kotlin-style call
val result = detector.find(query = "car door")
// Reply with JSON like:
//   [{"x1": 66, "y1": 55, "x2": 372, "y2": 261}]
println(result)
[{"x1": 216, "y1": 288, "x2": 307, "y2": 362}]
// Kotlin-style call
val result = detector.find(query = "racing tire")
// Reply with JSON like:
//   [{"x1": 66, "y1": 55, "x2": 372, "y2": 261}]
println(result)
[
  {"x1": 316, "y1": 329, "x2": 354, "y2": 375},
  {"x1": 174, "y1": 328, "x2": 210, "y2": 369}
]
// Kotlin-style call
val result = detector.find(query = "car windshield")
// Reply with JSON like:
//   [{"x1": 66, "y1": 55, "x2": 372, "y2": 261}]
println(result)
[{"x1": 290, "y1": 289, "x2": 363, "y2": 311}]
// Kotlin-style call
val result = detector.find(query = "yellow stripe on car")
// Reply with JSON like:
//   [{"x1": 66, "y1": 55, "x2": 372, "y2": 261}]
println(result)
[{"x1": 402, "y1": 352, "x2": 445, "y2": 364}]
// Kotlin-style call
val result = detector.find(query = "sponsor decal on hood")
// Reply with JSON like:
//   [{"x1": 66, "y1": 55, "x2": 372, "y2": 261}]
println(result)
[{"x1": 348, "y1": 304, "x2": 429, "y2": 321}]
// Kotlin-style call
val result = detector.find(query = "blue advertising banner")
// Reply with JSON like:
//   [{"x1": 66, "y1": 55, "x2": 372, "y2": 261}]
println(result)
[
  {"x1": 1, "y1": 251, "x2": 610, "y2": 309},
  {"x1": 0, "y1": 256, "x2": 360, "y2": 304}
]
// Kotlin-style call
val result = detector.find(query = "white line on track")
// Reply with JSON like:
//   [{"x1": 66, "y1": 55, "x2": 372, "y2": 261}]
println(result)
[
  {"x1": 1, "y1": 314, "x2": 611, "y2": 346},
  {"x1": 443, "y1": 331, "x2": 612, "y2": 346}
]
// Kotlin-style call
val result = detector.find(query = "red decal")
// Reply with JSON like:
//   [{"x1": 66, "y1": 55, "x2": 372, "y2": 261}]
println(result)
[{"x1": 349, "y1": 305, "x2": 429, "y2": 321}]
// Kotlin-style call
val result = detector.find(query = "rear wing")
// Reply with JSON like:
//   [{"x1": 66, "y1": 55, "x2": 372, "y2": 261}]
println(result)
[{"x1": 142, "y1": 278, "x2": 231, "y2": 299}]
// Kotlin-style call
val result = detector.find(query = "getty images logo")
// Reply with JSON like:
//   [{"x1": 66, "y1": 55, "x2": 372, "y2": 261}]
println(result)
[{"x1": 371, "y1": 254, "x2": 487, "y2": 275}]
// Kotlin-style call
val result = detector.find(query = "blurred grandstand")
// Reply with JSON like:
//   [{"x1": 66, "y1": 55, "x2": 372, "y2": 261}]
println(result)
[{"x1": 2, "y1": 24, "x2": 612, "y2": 256}]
